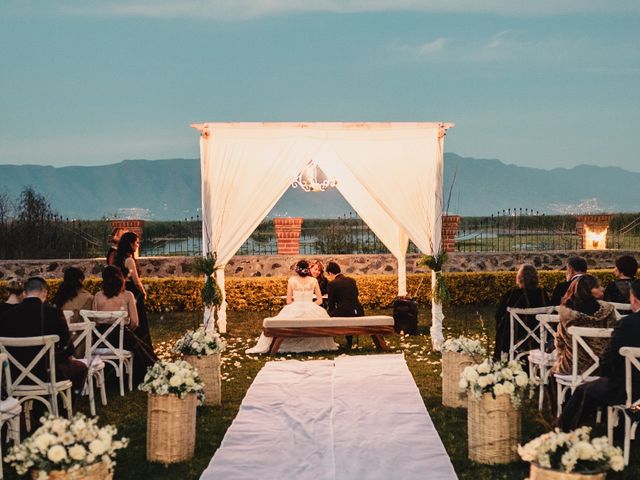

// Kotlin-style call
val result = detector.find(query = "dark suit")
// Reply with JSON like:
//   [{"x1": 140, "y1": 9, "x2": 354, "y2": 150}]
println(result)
[
  {"x1": 559, "y1": 311, "x2": 640, "y2": 432},
  {"x1": 0, "y1": 297, "x2": 87, "y2": 395},
  {"x1": 327, "y1": 274, "x2": 364, "y2": 349},
  {"x1": 551, "y1": 274, "x2": 583, "y2": 306}
]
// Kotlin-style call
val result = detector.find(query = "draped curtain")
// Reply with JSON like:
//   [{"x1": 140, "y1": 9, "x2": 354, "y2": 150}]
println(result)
[{"x1": 196, "y1": 123, "x2": 450, "y2": 347}]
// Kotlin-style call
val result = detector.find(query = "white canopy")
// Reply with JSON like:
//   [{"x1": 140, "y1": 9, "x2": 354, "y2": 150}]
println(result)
[{"x1": 192, "y1": 122, "x2": 453, "y2": 348}]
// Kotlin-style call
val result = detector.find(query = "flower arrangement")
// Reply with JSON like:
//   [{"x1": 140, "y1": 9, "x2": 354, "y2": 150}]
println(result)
[
  {"x1": 518, "y1": 427, "x2": 624, "y2": 474},
  {"x1": 5, "y1": 413, "x2": 128, "y2": 477},
  {"x1": 173, "y1": 326, "x2": 225, "y2": 356},
  {"x1": 139, "y1": 360, "x2": 205, "y2": 404},
  {"x1": 420, "y1": 251, "x2": 450, "y2": 304},
  {"x1": 192, "y1": 252, "x2": 223, "y2": 309},
  {"x1": 442, "y1": 336, "x2": 486, "y2": 357},
  {"x1": 459, "y1": 355, "x2": 533, "y2": 407}
]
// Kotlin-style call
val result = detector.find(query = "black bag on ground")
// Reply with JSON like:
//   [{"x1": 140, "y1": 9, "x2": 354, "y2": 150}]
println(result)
[{"x1": 392, "y1": 296, "x2": 418, "y2": 335}]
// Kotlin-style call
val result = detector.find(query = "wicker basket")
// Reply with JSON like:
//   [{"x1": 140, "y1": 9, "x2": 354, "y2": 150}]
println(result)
[
  {"x1": 147, "y1": 393, "x2": 198, "y2": 464},
  {"x1": 31, "y1": 460, "x2": 111, "y2": 480},
  {"x1": 528, "y1": 464, "x2": 606, "y2": 480},
  {"x1": 184, "y1": 353, "x2": 222, "y2": 406},
  {"x1": 468, "y1": 392, "x2": 521, "y2": 464},
  {"x1": 442, "y1": 351, "x2": 476, "y2": 408}
]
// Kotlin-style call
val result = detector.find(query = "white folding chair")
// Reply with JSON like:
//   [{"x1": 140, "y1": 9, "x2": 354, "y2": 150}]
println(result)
[
  {"x1": 0, "y1": 352, "x2": 21, "y2": 480},
  {"x1": 528, "y1": 313, "x2": 560, "y2": 410},
  {"x1": 0, "y1": 335, "x2": 73, "y2": 419},
  {"x1": 67, "y1": 320, "x2": 107, "y2": 416},
  {"x1": 508, "y1": 306, "x2": 554, "y2": 362},
  {"x1": 80, "y1": 310, "x2": 133, "y2": 396},
  {"x1": 609, "y1": 302, "x2": 632, "y2": 321},
  {"x1": 555, "y1": 326, "x2": 613, "y2": 415},
  {"x1": 607, "y1": 346, "x2": 640, "y2": 466}
]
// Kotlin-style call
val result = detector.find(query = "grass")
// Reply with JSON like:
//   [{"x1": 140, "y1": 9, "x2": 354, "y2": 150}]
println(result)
[{"x1": 4, "y1": 306, "x2": 638, "y2": 479}]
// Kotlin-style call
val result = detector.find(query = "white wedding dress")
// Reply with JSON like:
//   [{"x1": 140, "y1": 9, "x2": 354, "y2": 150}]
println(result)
[{"x1": 246, "y1": 277, "x2": 339, "y2": 354}]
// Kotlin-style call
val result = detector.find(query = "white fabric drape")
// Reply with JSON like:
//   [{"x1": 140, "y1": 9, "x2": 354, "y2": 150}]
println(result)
[{"x1": 197, "y1": 123, "x2": 450, "y2": 343}]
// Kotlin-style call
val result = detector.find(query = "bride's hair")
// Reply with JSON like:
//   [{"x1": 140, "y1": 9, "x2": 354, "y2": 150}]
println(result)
[{"x1": 295, "y1": 260, "x2": 310, "y2": 277}]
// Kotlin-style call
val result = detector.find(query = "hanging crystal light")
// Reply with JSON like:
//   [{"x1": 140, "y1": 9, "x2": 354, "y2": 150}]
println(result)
[{"x1": 291, "y1": 159, "x2": 337, "y2": 192}]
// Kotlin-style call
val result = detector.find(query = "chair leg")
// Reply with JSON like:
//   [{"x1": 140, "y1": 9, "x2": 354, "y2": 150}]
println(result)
[
  {"x1": 118, "y1": 360, "x2": 125, "y2": 397},
  {"x1": 24, "y1": 401, "x2": 32, "y2": 432},
  {"x1": 9, "y1": 415, "x2": 21, "y2": 445},
  {"x1": 87, "y1": 373, "x2": 96, "y2": 416},
  {"x1": 608, "y1": 407, "x2": 615, "y2": 445},
  {"x1": 63, "y1": 390, "x2": 73, "y2": 419},
  {"x1": 624, "y1": 414, "x2": 632, "y2": 466},
  {"x1": 97, "y1": 371, "x2": 108, "y2": 406},
  {"x1": 128, "y1": 358, "x2": 134, "y2": 392}
]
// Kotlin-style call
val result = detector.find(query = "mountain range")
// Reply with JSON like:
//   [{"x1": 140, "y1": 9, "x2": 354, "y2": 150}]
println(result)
[{"x1": 0, "y1": 154, "x2": 638, "y2": 219}]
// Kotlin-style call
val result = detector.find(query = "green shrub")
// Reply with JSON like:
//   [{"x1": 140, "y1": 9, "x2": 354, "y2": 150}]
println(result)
[{"x1": 0, "y1": 269, "x2": 618, "y2": 312}]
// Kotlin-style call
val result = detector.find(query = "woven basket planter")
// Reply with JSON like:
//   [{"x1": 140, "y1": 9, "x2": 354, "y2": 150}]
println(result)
[
  {"x1": 31, "y1": 460, "x2": 111, "y2": 480},
  {"x1": 147, "y1": 393, "x2": 197, "y2": 464},
  {"x1": 468, "y1": 392, "x2": 521, "y2": 464},
  {"x1": 184, "y1": 353, "x2": 222, "y2": 406},
  {"x1": 442, "y1": 351, "x2": 476, "y2": 408},
  {"x1": 528, "y1": 464, "x2": 606, "y2": 480}
]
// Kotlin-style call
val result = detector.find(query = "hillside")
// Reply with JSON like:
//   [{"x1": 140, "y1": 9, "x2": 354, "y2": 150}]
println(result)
[{"x1": 0, "y1": 155, "x2": 638, "y2": 219}]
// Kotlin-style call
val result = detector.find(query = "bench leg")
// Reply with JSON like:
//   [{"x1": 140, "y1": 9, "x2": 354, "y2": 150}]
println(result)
[
  {"x1": 270, "y1": 337, "x2": 284, "y2": 354},
  {"x1": 371, "y1": 335, "x2": 389, "y2": 352}
]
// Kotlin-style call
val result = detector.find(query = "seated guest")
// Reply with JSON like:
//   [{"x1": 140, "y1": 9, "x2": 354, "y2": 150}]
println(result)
[
  {"x1": 552, "y1": 274, "x2": 617, "y2": 376},
  {"x1": 551, "y1": 256, "x2": 588, "y2": 306},
  {"x1": 0, "y1": 279, "x2": 24, "y2": 315},
  {"x1": 52, "y1": 267, "x2": 94, "y2": 323},
  {"x1": 309, "y1": 259, "x2": 329, "y2": 307},
  {"x1": 494, "y1": 264, "x2": 550, "y2": 360},
  {"x1": 559, "y1": 279, "x2": 640, "y2": 432},
  {"x1": 106, "y1": 227, "x2": 126, "y2": 266},
  {"x1": 604, "y1": 255, "x2": 638, "y2": 304},
  {"x1": 0, "y1": 277, "x2": 88, "y2": 400},
  {"x1": 93, "y1": 266, "x2": 151, "y2": 382}
]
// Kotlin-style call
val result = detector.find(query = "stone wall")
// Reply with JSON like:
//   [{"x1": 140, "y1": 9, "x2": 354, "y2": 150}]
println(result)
[{"x1": 0, "y1": 250, "x2": 636, "y2": 281}]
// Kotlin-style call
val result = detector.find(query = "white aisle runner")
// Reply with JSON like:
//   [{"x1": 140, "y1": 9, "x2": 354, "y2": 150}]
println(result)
[{"x1": 201, "y1": 354, "x2": 457, "y2": 480}]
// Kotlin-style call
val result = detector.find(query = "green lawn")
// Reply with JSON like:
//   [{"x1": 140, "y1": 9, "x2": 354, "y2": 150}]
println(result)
[{"x1": 4, "y1": 306, "x2": 638, "y2": 479}]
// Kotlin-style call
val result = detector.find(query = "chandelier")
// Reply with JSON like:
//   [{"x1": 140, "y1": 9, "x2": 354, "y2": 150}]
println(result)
[{"x1": 291, "y1": 159, "x2": 337, "y2": 192}]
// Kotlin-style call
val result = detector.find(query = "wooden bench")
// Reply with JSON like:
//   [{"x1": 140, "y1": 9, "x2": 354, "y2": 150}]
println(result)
[{"x1": 262, "y1": 316, "x2": 395, "y2": 354}]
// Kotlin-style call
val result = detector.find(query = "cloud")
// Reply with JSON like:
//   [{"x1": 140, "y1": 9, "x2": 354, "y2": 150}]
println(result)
[{"x1": 41, "y1": 0, "x2": 640, "y2": 20}]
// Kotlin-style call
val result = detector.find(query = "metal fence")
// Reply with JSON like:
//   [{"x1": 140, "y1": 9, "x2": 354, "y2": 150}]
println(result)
[
  {"x1": 455, "y1": 209, "x2": 581, "y2": 252},
  {"x1": 2, "y1": 210, "x2": 640, "y2": 259}
]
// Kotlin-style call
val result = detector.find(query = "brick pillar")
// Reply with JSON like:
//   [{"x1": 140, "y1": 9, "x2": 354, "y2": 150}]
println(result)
[
  {"x1": 111, "y1": 219, "x2": 145, "y2": 256},
  {"x1": 441, "y1": 215, "x2": 461, "y2": 253},
  {"x1": 575, "y1": 214, "x2": 613, "y2": 250},
  {"x1": 274, "y1": 218, "x2": 303, "y2": 255}
]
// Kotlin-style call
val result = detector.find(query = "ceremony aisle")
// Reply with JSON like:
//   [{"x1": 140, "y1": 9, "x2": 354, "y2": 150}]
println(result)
[{"x1": 201, "y1": 354, "x2": 457, "y2": 480}]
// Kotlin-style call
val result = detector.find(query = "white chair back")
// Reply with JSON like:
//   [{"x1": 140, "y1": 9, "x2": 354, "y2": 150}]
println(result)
[
  {"x1": 620, "y1": 346, "x2": 640, "y2": 408},
  {"x1": 567, "y1": 326, "x2": 613, "y2": 388},
  {"x1": 609, "y1": 302, "x2": 633, "y2": 320},
  {"x1": 63, "y1": 310, "x2": 74, "y2": 322},
  {"x1": 79, "y1": 310, "x2": 128, "y2": 354},
  {"x1": 508, "y1": 306, "x2": 554, "y2": 361},
  {"x1": 0, "y1": 335, "x2": 60, "y2": 391},
  {"x1": 535, "y1": 313, "x2": 560, "y2": 352}
]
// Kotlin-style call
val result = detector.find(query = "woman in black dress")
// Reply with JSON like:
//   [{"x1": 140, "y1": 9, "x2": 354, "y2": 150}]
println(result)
[
  {"x1": 494, "y1": 264, "x2": 550, "y2": 360},
  {"x1": 114, "y1": 232, "x2": 157, "y2": 380}
]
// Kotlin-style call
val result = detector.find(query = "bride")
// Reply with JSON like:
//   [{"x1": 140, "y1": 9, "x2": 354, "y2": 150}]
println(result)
[{"x1": 246, "y1": 260, "x2": 339, "y2": 354}]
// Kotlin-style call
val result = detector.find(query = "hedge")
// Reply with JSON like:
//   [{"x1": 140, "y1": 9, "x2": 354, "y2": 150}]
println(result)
[{"x1": 0, "y1": 269, "x2": 618, "y2": 313}]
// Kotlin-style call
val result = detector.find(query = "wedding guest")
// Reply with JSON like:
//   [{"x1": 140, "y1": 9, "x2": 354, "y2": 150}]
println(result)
[
  {"x1": 52, "y1": 267, "x2": 94, "y2": 323},
  {"x1": 106, "y1": 227, "x2": 126, "y2": 266},
  {"x1": 604, "y1": 255, "x2": 638, "y2": 304},
  {"x1": 0, "y1": 279, "x2": 24, "y2": 316},
  {"x1": 309, "y1": 259, "x2": 329, "y2": 307},
  {"x1": 551, "y1": 274, "x2": 617, "y2": 376},
  {"x1": 493, "y1": 264, "x2": 550, "y2": 360},
  {"x1": 0, "y1": 277, "x2": 87, "y2": 402},
  {"x1": 326, "y1": 261, "x2": 364, "y2": 350},
  {"x1": 551, "y1": 256, "x2": 588, "y2": 306},
  {"x1": 113, "y1": 233, "x2": 156, "y2": 379},
  {"x1": 559, "y1": 279, "x2": 640, "y2": 432}
]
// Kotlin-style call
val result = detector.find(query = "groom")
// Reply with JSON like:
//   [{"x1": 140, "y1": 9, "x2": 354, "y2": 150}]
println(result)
[{"x1": 325, "y1": 261, "x2": 364, "y2": 350}]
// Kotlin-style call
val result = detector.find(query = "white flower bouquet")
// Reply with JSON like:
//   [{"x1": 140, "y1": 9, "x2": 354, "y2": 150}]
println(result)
[
  {"x1": 173, "y1": 326, "x2": 226, "y2": 356},
  {"x1": 518, "y1": 427, "x2": 624, "y2": 474},
  {"x1": 5, "y1": 413, "x2": 128, "y2": 477},
  {"x1": 459, "y1": 356, "x2": 533, "y2": 407},
  {"x1": 139, "y1": 360, "x2": 205, "y2": 404},
  {"x1": 442, "y1": 336, "x2": 486, "y2": 357}
]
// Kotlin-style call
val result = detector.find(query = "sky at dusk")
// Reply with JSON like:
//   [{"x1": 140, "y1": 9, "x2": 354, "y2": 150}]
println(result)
[{"x1": 1, "y1": 1, "x2": 639, "y2": 171}]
